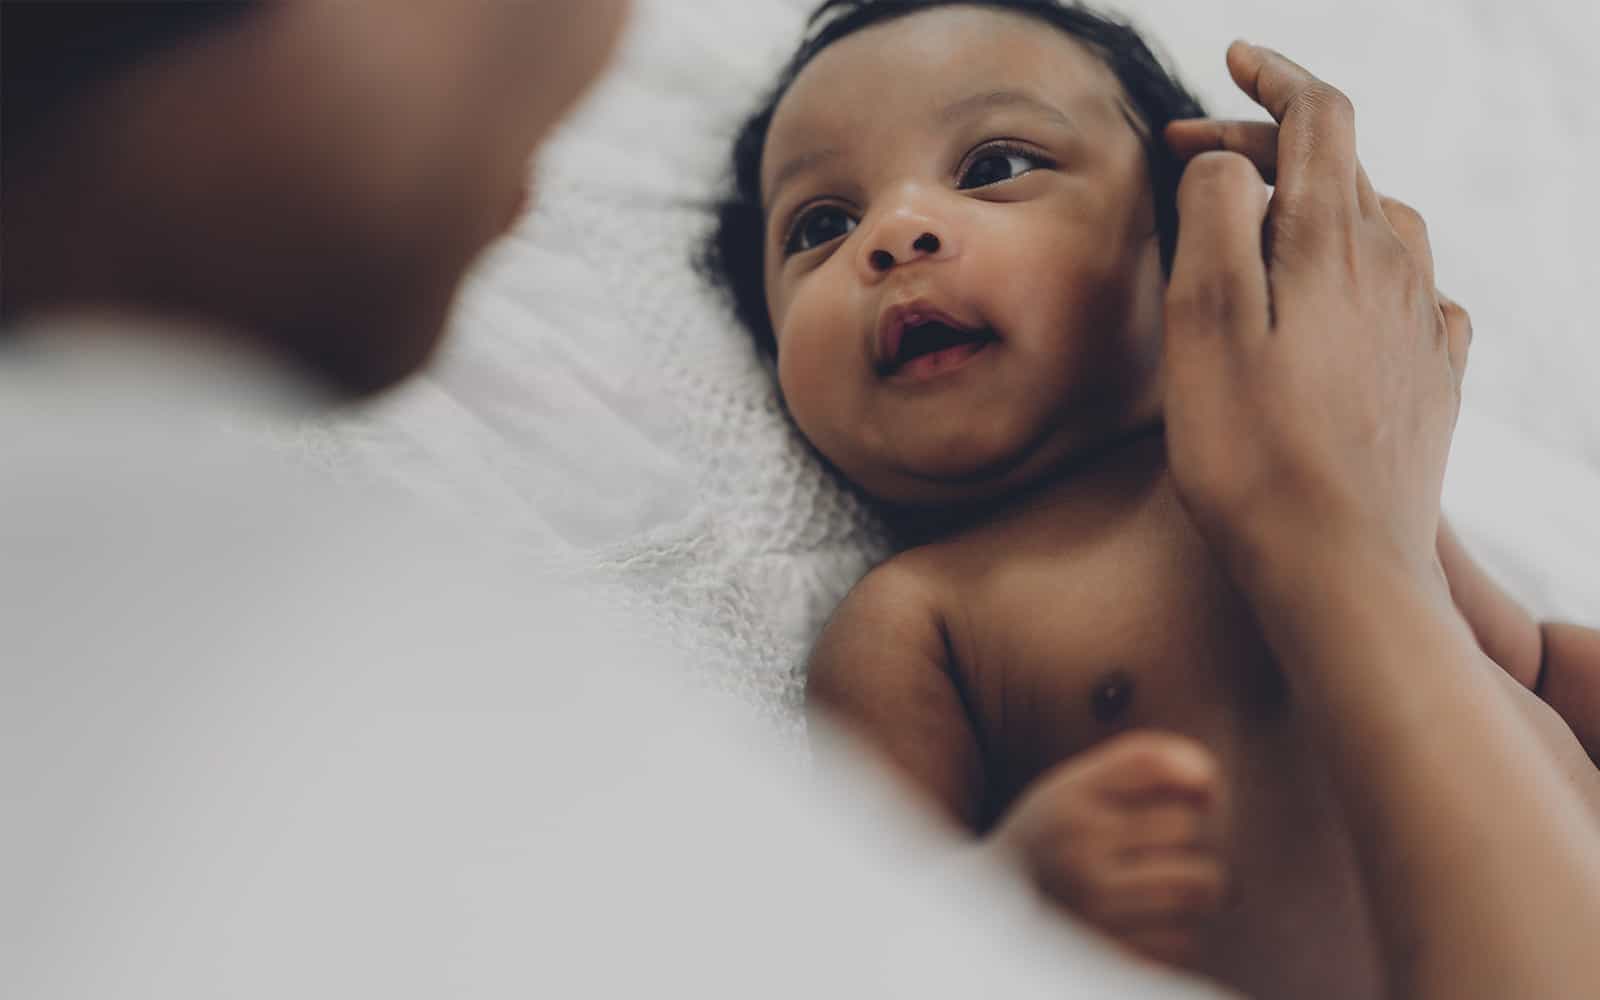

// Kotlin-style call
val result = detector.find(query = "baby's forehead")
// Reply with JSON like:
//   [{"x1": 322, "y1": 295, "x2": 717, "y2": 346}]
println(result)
[{"x1": 764, "y1": 7, "x2": 1127, "y2": 181}]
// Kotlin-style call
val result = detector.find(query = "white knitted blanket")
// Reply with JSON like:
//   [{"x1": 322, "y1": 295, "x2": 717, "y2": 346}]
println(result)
[{"x1": 300, "y1": 0, "x2": 1600, "y2": 742}]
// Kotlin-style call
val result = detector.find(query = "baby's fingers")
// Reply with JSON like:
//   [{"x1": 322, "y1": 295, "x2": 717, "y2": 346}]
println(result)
[
  {"x1": 1096, "y1": 857, "x2": 1230, "y2": 924},
  {"x1": 1122, "y1": 926, "x2": 1208, "y2": 967},
  {"x1": 1114, "y1": 800, "x2": 1217, "y2": 858},
  {"x1": 1086, "y1": 731, "x2": 1222, "y2": 805}
]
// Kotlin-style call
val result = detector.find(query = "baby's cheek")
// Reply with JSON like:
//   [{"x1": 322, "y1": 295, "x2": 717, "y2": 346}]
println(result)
[
  {"x1": 1121, "y1": 242, "x2": 1170, "y2": 391},
  {"x1": 775, "y1": 312, "x2": 854, "y2": 445},
  {"x1": 1033, "y1": 242, "x2": 1167, "y2": 421}
]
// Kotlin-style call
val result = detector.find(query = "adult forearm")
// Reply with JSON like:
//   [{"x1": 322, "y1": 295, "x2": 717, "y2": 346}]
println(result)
[{"x1": 1246, "y1": 548, "x2": 1600, "y2": 999}]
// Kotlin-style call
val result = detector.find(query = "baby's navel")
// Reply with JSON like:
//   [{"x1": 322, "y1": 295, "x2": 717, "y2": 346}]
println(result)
[{"x1": 1090, "y1": 669, "x2": 1136, "y2": 724}]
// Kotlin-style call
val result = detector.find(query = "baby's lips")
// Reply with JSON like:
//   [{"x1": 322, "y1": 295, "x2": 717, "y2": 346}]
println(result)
[{"x1": 873, "y1": 299, "x2": 985, "y2": 371}]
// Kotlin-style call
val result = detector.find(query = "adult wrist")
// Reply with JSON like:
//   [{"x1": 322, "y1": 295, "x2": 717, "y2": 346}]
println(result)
[
  {"x1": 1223, "y1": 522, "x2": 1457, "y2": 666},
  {"x1": 1220, "y1": 510, "x2": 1442, "y2": 616}
]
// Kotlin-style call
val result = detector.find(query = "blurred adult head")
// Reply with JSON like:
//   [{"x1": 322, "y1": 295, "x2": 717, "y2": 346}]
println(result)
[{"x1": 3, "y1": 0, "x2": 630, "y2": 394}]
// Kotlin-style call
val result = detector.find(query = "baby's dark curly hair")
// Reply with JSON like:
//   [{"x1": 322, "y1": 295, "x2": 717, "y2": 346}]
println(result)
[{"x1": 700, "y1": 0, "x2": 1205, "y2": 359}]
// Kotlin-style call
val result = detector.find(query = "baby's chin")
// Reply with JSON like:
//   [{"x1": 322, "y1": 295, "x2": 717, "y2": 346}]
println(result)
[
  {"x1": 850, "y1": 434, "x2": 1089, "y2": 509},
  {"x1": 852, "y1": 404, "x2": 1169, "y2": 512}
]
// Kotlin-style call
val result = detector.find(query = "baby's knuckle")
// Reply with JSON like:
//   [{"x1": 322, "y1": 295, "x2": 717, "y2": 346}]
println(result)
[
  {"x1": 1037, "y1": 792, "x2": 1086, "y2": 835},
  {"x1": 1048, "y1": 830, "x2": 1102, "y2": 876},
  {"x1": 1168, "y1": 808, "x2": 1207, "y2": 841},
  {"x1": 1047, "y1": 788, "x2": 1108, "y2": 835}
]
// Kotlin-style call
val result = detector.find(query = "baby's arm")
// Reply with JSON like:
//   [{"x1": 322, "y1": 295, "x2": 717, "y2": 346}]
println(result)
[
  {"x1": 806, "y1": 562, "x2": 986, "y2": 827},
  {"x1": 808, "y1": 562, "x2": 1228, "y2": 966},
  {"x1": 1438, "y1": 520, "x2": 1600, "y2": 764},
  {"x1": 1538, "y1": 624, "x2": 1600, "y2": 765}
]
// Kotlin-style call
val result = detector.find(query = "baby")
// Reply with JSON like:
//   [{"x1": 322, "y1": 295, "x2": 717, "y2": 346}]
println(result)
[{"x1": 702, "y1": 1, "x2": 1600, "y2": 997}]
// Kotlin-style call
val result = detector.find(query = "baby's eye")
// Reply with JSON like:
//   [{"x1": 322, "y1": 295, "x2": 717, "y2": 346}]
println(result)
[
  {"x1": 785, "y1": 205, "x2": 858, "y2": 255},
  {"x1": 958, "y1": 149, "x2": 1048, "y2": 191}
]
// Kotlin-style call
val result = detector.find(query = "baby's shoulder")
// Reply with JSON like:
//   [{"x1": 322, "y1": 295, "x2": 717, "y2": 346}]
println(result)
[
  {"x1": 808, "y1": 551, "x2": 962, "y2": 717},
  {"x1": 809, "y1": 546, "x2": 980, "y2": 672},
  {"x1": 829, "y1": 548, "x2": 952, "y2": 631}
]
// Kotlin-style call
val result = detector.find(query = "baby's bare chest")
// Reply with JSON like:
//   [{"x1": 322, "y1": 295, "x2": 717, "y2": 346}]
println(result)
[
  {"x1": 933, "y1": 501, "x2": 1386, "y2": 997},
  {"x1": 941, "y1": 503, "x2": 1284, "y2": 798}
]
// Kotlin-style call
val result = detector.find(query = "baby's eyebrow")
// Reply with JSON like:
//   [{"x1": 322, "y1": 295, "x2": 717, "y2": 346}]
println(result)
[
  {"x1": 936, "y1": 89, "x2": 1078, "y2": 132},
  {"x1": 762, "y1": 91, "x2": 1074, "y2": 219},
  {"x1": 765, "y1": 147, "x2": 841, "y2": 217}
]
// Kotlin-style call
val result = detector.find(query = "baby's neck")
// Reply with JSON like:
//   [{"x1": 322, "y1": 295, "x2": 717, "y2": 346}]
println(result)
[{"x1": 893, "y1": 421, "x2": 1170, "y2": 547}]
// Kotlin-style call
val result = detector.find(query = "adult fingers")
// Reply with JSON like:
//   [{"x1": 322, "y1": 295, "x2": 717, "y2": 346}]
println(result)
[
  {"x1": 1165, "y1": 119, "x2": 1279, "y2": 185},
  {"x1": 1166, "y1": 119, "x2": 1379, "y2": 212},
  {"x1": 1377, "y1": 197, "x2": 1461, "y2": 388},
  {"x1": 1165, "y1": 151, "x2": 1273, "y2": 353},
  {"x1": 1355, "y1": 164, "x2": 1383, "y2": 218},
  {"x1": 1224, "y1": 42, "x2": 1380, "y2": 217},
  {"x1": 1439, "y1": 291, "x2": 1473, "y2": 388},
  {"x1": 1380, "y1": 196, "x2": 1437, "y2": 296}
]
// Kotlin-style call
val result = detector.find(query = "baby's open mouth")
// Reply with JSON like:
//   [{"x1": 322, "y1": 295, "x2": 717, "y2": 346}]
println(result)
[{"x1": 878, "y1": 319, "x2": 999, "y2": 379}]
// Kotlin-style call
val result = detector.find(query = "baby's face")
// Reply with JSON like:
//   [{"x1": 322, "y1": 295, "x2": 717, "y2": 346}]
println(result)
[{"x1": 762, "y1": 8, "x2": 1167, "y2": 506}]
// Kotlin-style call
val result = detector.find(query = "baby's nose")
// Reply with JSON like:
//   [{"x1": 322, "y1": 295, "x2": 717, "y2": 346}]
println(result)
[{"x1": 869, "y1": 231, "x2": 943, "y2": 272}]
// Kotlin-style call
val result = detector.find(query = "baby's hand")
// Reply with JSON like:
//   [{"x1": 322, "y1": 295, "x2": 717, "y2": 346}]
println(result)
[{"x1": 992, "y1": 731, "x2": 1229, "y2": 967}]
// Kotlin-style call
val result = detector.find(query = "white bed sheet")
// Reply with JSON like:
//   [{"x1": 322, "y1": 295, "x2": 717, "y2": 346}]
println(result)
[{"x1": 309, "y1": 0, "x2": 1600, "y2": 729}]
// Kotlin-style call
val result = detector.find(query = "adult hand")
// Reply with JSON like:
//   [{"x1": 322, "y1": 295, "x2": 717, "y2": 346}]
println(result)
[
  {"x1": 1154, "y1": 46, "x2": 1600, "y2": 1000},
  {"x1": 1164, "y1": 120, "x2": 1472, "y2": 391},
  {"x1": 1157, "y1": 43, "x2": 1472, "y2": 599}
]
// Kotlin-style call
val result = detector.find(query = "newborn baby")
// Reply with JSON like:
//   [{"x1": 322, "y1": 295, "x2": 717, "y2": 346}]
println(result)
[{"x1": 702, "y1": 2, "x2": 1600, "y2": 996}]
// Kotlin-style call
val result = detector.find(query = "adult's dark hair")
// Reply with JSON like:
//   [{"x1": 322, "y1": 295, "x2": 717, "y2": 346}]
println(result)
[
  {"x1": 2, "y1": 1, "x2": 256, "y2": 156},
  {"x1": 700, "y1": 0, "x2": 1205, "y2": 358}
]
